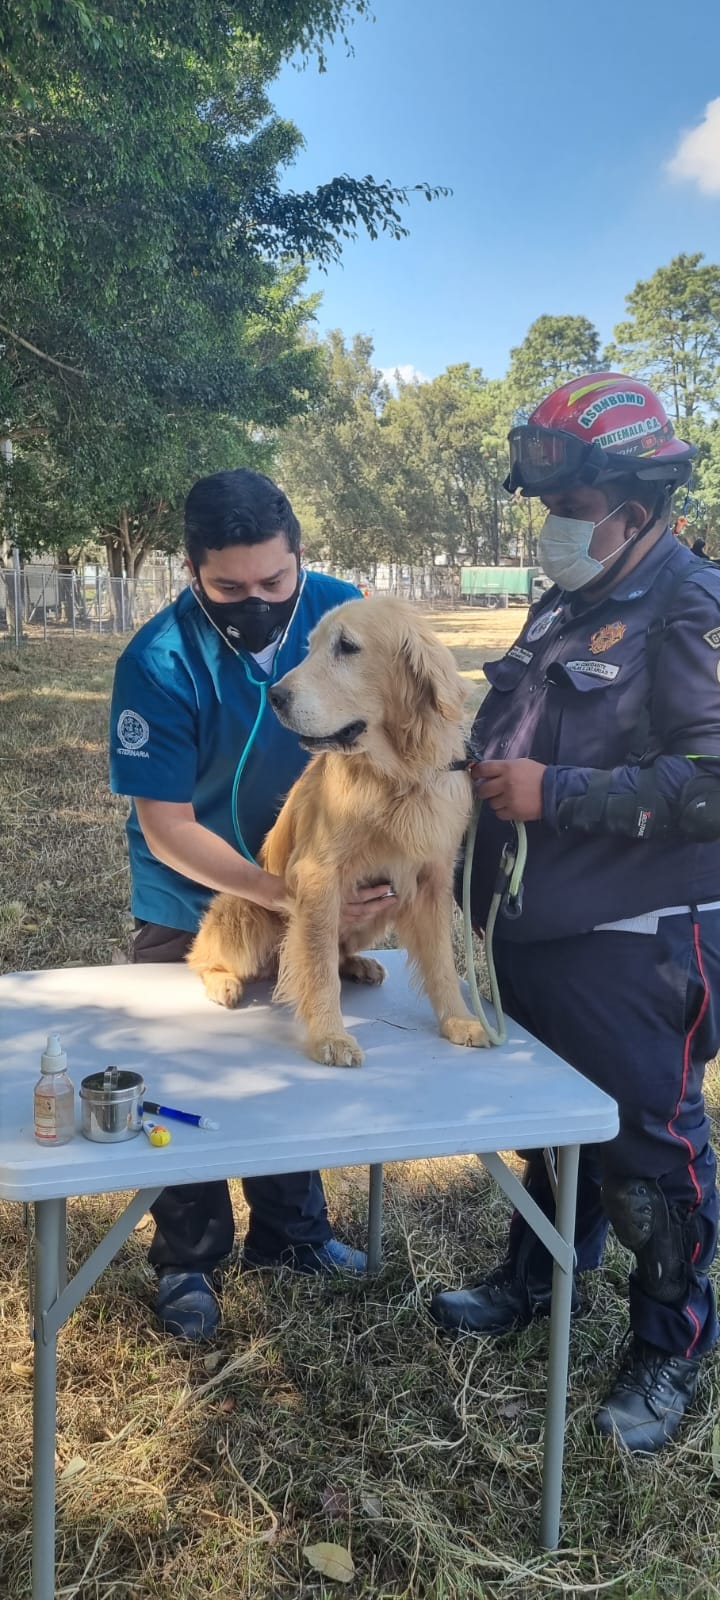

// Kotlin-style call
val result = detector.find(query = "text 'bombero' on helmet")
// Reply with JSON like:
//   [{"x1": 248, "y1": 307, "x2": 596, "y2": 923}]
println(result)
[{"x1": 505, "y1": 372, "x2": 696, "y2": 498}]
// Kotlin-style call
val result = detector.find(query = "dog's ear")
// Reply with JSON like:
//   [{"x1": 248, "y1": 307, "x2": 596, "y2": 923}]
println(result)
[{"x1": 396, "y1": 627, "x2": 467, "y2": 727}]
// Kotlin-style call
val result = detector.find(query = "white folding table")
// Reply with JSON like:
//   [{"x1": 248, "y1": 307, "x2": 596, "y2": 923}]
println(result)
[{"x1": 0, "y1": 950, "x2": 618, "y2": 1599}]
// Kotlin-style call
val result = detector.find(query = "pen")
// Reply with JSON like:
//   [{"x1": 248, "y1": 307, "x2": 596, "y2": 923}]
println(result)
[{"x1": 141, "y1": 1100, "x2": 219, "y2": 1131}]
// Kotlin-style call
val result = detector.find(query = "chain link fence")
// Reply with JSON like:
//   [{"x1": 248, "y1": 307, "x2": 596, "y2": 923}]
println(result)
[
  {"x1": 0, "y1": 559, "x2": 187, "y2": 647},
  {"x1": 0, "y1": 557, "x2": 462, "y2": 648}
]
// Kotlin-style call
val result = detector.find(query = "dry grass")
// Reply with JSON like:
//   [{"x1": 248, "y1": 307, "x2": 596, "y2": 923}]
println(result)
[
  {"x1": 0, "y1": 637, "x2": 134, "y2": 972},
  {"x1": 424, "y1": 605, "x2": 522, "y2": 715},
  {"x1": 1, "y1": 620, "x2": 719, "y2": 1600}
]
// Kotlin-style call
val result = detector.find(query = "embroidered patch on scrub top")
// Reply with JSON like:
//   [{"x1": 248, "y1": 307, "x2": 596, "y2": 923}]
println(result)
[
  {"x1": 589, "y1": 622, "x2": 626, "y2": 655},
  {"x1": 566, "y1": 659, "x2": 620, "y2": 680},
  {"x1": 116, "y1": 708, "x2": 150, "y2": 757}
]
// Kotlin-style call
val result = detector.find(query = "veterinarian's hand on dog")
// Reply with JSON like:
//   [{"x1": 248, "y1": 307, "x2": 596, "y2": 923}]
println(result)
[
  {"x1": 260, "y1": 872, "x2": 293, "y2": 914},
  {"x1": 470, "y1": 759, "x2": 546, "y2": 822},
  {"x1": 340, "y1": 883, "x2": 396, "y2": 930}
]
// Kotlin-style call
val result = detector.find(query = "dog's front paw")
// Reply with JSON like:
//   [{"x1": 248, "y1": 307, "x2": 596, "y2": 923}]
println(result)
[
  {"x1": 307, "y1": 1032, "x2": 364, "y2": 1068},
  {"x1": 203, "y1": 971, "x2": 244, "y2": 1009},
  {"x1": 340, "y1": 955, "x2": 387, "y2": 986},
  {"x1": 441, "y1": 1015, "x2": 489, "y2": 1048}
]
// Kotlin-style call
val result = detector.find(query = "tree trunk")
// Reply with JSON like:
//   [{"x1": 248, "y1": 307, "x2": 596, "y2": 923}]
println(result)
[
  {"x1": 55, "y1": 547, "x2": 77, "y2": 623},
  {"x1": 104, "y1": 508, "x2": 140, "y2": 629},
  {"x1": 120, "y1": 507, "x2": 135, "y2": 629},
  {"x1": 104, "y1": 528, "x2": 124, "y2": 630}
]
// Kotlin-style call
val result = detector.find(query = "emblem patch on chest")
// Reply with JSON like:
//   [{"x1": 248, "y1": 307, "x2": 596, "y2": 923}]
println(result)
[
  {"x1": 589, "y1": 622, "x2": 626, "y2": 655},
  {"x1": 527, "y1": 608, "x2": 561, "y2": 643}
]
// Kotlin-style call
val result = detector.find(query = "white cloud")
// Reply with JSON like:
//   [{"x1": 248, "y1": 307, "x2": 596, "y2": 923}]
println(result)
[
  {"x1": 666, "y1": 97, "x2": 720, "y2": 195},
  {"x1": 379, "y1": 363, "x2": 430, "y2": 392}
]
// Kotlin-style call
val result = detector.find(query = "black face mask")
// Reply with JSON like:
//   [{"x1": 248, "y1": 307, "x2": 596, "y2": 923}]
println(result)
[{"x1": 196, "y1": 574, "x2": 300, "y2": 655}]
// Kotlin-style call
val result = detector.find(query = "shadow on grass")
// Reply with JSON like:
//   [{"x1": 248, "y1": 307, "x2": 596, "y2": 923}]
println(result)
[{"x1": 1, "y1": 1158, "x2": 718, "y2": 1600}]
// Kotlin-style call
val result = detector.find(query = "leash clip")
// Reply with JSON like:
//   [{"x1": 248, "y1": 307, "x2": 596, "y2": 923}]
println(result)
[
  {"x1": 499, "y1": 836, "x2": 524, "y2": 919},
  {"x1": 502, "y1": 883, "x2": 524, "y2": 920}
]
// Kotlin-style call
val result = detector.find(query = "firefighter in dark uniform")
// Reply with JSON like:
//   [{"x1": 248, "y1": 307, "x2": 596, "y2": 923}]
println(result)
[{"x1": 430, "y1": 373, "x2": 720, "y2": 1453}]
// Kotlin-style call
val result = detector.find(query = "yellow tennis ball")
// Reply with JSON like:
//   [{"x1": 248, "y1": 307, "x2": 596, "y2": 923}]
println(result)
[{"x1": 148, "y1": 1125, "x2": 171, "y2": 1147}]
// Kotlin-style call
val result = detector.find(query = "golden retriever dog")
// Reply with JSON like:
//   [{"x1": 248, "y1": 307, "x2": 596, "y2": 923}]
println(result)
[{"x1": 187, "y1": 595, "x2": 487, "y2": 1066}]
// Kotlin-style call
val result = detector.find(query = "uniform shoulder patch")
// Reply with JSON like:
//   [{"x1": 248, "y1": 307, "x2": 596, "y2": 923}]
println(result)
[{"x1": 117, "y1": 708, "x2": 150, "y2": 753}]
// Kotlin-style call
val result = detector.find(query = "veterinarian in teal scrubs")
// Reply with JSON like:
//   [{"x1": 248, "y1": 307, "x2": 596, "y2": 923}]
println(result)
[{"x1": 110, "y1": 468, "x2": 389, "y2": 1341}]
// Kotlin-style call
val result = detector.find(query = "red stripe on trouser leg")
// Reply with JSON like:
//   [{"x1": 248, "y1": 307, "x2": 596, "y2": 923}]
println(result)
[{"x1": 685, "y1": 1305, "x2": 702, "y2": 1359}]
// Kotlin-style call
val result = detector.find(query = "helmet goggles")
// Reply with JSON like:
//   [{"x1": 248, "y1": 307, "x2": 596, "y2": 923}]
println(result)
[
  {"x1": 505, "y1": 421, "x2": 691, "y2": 498},
  {"x1": 505, "y1": 426, "x2": 605, "y2": 495}
]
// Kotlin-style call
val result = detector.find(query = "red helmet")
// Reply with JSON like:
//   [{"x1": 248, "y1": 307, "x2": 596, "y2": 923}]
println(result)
[{"x1": 505, "y1": 372, "x2": 696, "y2": 497}]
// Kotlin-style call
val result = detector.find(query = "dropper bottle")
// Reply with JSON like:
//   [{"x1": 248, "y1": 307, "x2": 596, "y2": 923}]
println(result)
[{"x1": 34, "y1": 1034, "x2": 75, "y2": 1145}]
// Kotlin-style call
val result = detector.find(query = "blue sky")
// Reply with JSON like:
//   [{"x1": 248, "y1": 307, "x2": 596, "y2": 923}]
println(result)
[{"x1": 274, "y1": 0, "x2": 720, "y2": 384}]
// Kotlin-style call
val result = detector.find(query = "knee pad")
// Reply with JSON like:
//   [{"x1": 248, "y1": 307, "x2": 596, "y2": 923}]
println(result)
[{"x1": 601, "y1": 1176, "x2": 690, "y2": 1305}]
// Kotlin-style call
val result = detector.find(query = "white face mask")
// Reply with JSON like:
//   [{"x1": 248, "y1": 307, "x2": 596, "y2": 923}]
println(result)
[{"x1": 538, "y1": 503, "x2": 628, "y2": 592}]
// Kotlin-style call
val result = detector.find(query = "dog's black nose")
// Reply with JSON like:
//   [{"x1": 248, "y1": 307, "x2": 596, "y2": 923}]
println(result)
[{"x1": 269, "y1": 683, "x2": 291, "y2": 712}]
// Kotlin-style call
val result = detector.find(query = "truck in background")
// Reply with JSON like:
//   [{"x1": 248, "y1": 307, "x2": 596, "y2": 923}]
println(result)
[{"x1": 460, "y1": 566, "x2": 551, "y2": 609}]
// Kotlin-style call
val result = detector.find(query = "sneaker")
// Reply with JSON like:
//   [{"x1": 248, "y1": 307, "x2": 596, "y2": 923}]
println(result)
[
  {"x1": 155, "y1": 1269, "x2": 221, "y2": 1341},
  {"x1": 429, "y1": 1261, "x2": 580, "y2": 1335},
  {"x1": 242, "y1": 1236, "x2": 367, "y2": 1275},
  {"x1": 595, "y1": 1337, "x2": 701, "y2": 1453}
]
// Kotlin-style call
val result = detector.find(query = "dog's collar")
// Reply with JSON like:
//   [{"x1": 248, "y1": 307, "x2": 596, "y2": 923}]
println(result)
[{"x1": 447, "y1": 739, "x2": 483, "y2": 773}]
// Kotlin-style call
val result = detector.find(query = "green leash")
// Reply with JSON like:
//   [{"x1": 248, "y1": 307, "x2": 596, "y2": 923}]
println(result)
[
  {"x1": 461, "y1": 809, "x2": 558, "y2": 1200},
  {"x1": 462, "y1": 801, "x2": 528, "y2": 1046}
]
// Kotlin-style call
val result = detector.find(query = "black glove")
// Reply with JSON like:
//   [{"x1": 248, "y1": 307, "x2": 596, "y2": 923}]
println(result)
[
  {"x1": 557, "y1": 769, "x2": 672, "y2": 840},
  {"x1": 557, "y1": 768, "x2": 720, "y2": 842}
]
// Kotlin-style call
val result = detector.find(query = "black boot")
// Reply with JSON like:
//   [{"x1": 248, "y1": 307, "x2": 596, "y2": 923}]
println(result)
[
  {"x1": 595, "y1": 1337, "x2": 701, "y2": 1453},
  {"x1": 429, "y1": 1257, "x2": 580, "y2": 1335}
]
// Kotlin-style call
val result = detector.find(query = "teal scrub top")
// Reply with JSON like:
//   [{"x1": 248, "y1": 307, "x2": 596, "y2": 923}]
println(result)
[{"x1": 110, "y1": 571, "x2": 358, "y2": 932}]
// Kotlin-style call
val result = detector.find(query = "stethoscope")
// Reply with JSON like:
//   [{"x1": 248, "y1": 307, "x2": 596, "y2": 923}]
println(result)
[{"x1": 192, "y1": 572, "x2": 306, "y2": 864}]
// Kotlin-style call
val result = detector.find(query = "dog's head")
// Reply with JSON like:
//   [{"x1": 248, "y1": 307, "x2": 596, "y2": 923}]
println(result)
[{"x1": 268, "y1": 595, "x2": 467, "y2": 773}]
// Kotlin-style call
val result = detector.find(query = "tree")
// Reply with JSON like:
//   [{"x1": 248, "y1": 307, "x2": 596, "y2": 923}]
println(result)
[
  {"x1": 278, "y1": 332, "x2": 406, "y2": 574},
  {"x1": 280, "y1": 350, "x2": 545, "y2": 578},
  {"x1": 508, "y1": 315, "x2": 601, "y2": 413},
  {"x1": 605, "y1": 254, "x2": 720, "y2": 422},
  {"x1": 384, "y1": 367, "x2": 539, "y2": 568},
  {"x1": 0, "y1": 1, "x2": 446, "y2": 576},
  {"x1": 688, "y1": 419, "x2": 720, "y2": 548}
]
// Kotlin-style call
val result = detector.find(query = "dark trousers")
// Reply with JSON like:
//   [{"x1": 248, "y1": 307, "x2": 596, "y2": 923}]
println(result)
[
  {"x1": 494, "y1": 910, "x2": 720, "y2": 1358},
  {"x1": 132, "y1": 921, "x2": 331, "y2": 1271}
]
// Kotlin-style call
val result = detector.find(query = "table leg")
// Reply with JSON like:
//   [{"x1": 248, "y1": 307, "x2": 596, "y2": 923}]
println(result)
[
  {"x1": 540, "y1": 1142, "x2": 579, "y2": 1550},
  {"x1": 58, "y1": 1200, "x2": 67, "y2": 1293},
  {"x1": 32, "y1": 1197, "x2": 65, "y2": 1600},
  {"x1": 367, "y1": 1163, "x2": 384, "y2": 1273}
]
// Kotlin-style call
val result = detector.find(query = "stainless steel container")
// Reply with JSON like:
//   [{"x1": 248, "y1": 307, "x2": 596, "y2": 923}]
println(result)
[{"x1": 80, "y1": 1065, "x2": 145, "y2": 1142}]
